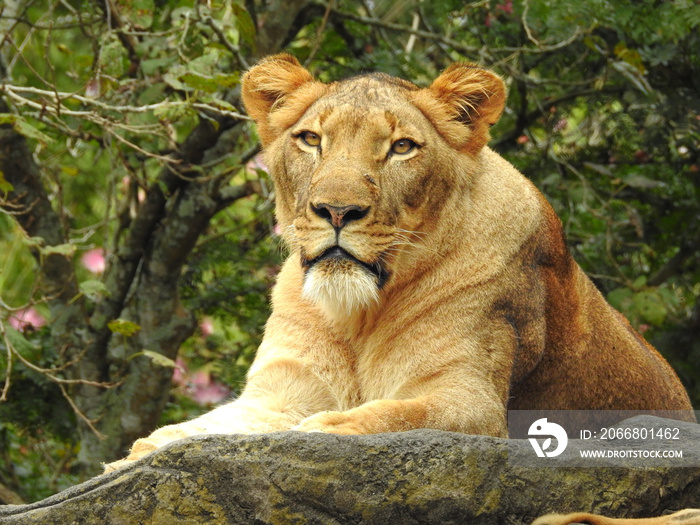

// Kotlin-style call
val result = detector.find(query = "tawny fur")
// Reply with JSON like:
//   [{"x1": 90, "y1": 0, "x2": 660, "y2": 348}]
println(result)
[
  {"x1": 105, "y1": 54, "x2": 693, "y2": 473},
  {"x1": 532, "y1": 509, "x2": 700, "y2": 525}
]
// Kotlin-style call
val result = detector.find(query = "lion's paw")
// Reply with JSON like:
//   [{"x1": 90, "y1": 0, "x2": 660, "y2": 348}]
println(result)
[
  {"x1": 293, "y1": 411, "x2": 368, "y2": 434},
  {"x1": 103, "y1": 425, "x2": 191, "y2": 473},
  {"x1": 102, "y1": 437, "x2": 160, "y2": 473}
]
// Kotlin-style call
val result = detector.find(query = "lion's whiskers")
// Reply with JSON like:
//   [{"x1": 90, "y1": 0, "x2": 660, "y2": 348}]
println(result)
[{"x1": 387, "y1": 229, "x2": 440, "y2": 257}]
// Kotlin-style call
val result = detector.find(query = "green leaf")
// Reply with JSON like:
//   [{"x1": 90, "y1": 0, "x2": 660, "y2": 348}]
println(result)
[
  {"x1": 61, "y1": 166, "x2": 79, "y2": 176},
  {"x1": 38, "y1": 243, "x2": 76, "y2": 257},
  {"x1": 633, "y1": 290, "x2": 667, "y2": 326},
  {"x1": 623, "y1": 174, "x2": 665, "y2": 189},
  {"x1": 231, "y1": 2, "x2": 256, "y2": 48},
  {"x1": 153, "y1": 101, "x2": 193, "y2": 120},
  {"x1": 614, "y1": 42, "x2": 646, "y2": 74},
  {"x1": 79, "y1": 280, "x2": 110, "y2": 300},
  {"x1": 163, "y1": 69, "x2": 188, "y2": 91},
  {"x1": 0, "y1": 113, "x2": 53, "y2": 145},
  {"x1": 607, "y1": 287, "x2": 633, "y2": 312},
  {"x1": 632, "y1": 275, "x2": 647, "y2": 290},
  {"x1": 5, "y1": 326, "x2": 40, "y2": 361},
  {"x1": 141, "y1": 56, "x2": 177, "y2": 76},
  {"x1": 107, "y1": 319, "x2": 142, "y2": 337},
  {"x1": 178, "y1": 72, "x2": 240, "y2": 93},
  {"x1": 98, "y1": 36, "x2": 129, "y2": 78},
  {"x1": 117, "y1": 0, "x2": 154, "y2": 29},
  {"x1": 583, "y1": 162, "x2": 614, "y2": 177},
  {"x1": 0, "y1": 170, "x2": 13, "y2": 196},
  {"x1": 130, "y1": 349, "x2": 177, "y2": 368}
]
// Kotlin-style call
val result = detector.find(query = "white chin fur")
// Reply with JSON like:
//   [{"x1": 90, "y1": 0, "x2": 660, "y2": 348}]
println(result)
[{"x1": 302, "y1": 261, "x2": 379, "y2": 319}]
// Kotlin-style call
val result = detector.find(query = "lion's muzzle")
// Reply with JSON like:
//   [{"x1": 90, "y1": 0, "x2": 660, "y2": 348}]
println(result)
[
  {"x1": 311, "y1": 203, "x2": 370, "y2": 230},
  {"x1": 304, "y1": 246, "x2": 386, "y2": 283},
  {"x1": 301, "y1": 246, "x2": 388, "y2": 317}
]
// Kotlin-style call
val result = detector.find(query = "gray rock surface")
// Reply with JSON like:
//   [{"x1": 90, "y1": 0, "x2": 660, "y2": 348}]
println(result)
[{"x1": 1, "y1": 417, "x2": 699, "y2": 524}]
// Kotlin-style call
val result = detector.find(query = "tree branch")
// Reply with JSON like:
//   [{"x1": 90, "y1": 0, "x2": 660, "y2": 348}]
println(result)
[
  {"x1": 493, "y1": 87, "x2": 625, "y2": 149},
  {"x1": 99, "y1": 0, "x2": 141, "y2": 76},
  {"x1": 648, "y1": 238, "x2": 698, "y2": 287},
  {"x1": 321, "y1": 3, "x2": 583, "y2": 57}
]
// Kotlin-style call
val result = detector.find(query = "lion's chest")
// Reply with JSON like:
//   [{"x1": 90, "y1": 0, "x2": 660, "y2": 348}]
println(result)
[
  {"x1": 355, "y1": 346, "x2": 409, "y2": 403},
  {"x1": 322, "y1": 316, "x2": 440, "y2": 408}
]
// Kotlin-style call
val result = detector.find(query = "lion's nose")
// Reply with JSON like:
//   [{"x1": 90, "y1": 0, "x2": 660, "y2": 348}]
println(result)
[{"x1": 311, "y1": 203, "x2": 369, "y2": 229}]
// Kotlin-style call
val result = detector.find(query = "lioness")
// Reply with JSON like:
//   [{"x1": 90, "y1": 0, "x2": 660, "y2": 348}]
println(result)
[{"x1": 106, "y1": 55, "x2": 692, "y2": 471}]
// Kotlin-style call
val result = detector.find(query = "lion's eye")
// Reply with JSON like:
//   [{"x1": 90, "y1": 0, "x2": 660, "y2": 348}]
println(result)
[
  {"x1": 299, "y1": 131, "x2": 321, "y2": 148},
  {"x1": 391, "y1": 139, "x2": 417, "y2": 155}
]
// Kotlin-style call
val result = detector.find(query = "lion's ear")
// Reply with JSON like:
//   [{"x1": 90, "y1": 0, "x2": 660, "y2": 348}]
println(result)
[
  {"x1": 242, "y1": 54, "x2": 327, "y2": 146},
  {"x1": 411, "y1": 64, "x2": 506, "y2": 154}
]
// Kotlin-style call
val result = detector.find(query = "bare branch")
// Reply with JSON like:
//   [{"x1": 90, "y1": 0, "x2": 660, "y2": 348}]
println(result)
[
  {"x1": 59, "y1": 383, "x2": 105, "y2": 439},
  {"x1": 0, "y1": 318, "x2": 117, "y2": 390},
  {"x1": 201, "y1": 13, "x2": 250, "y2": 69},
  {"x1": 304, "y1": 0, "x2": 334, "y2": 67},
  {"x1": 1, "y1": 84, "x2": 250, "y2": 120},
  {"x1": 521, "y1": 0, "x2": 542, "y2": 47},
  {"x1": 323, "y1": 4, "x2": 584, "y2": 57}
]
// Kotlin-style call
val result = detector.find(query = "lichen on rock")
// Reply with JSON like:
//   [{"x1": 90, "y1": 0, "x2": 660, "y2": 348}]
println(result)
[{"x1": 1, "y1": 418, "x2": 699, "y2": 524}]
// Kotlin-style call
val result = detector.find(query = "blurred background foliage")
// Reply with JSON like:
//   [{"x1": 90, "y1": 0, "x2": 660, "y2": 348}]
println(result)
[{"x1": 0, "y1": 0, "x2": 698, "y2": 503}]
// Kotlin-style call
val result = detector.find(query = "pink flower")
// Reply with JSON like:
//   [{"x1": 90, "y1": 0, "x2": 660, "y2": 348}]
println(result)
[
  {"x1": 199, "y1": 317, "x2": 214, "y2": 337},
  {"x1": 191, "y1": 370, "x2": 210, "y2": 388},
  {"x1": 85, "y1": 77, "x2": 100, "y2": 98},
  {"x1": 187, "y1": 371, "x2": 230, "y2": 406},
  {"x1": 553, "y1": 118, "x2": 568, "y2": 133},
  {"x1": 497, "y1": 0, "x2": 513, "y2": 14},
  {"x1": 190, "y1": 381, "x2": 230, "y2": 405},
  {"x1": 81, "y1": 249, "x2": 106, "y2": 274},
  {"x1": 172, "y1": 358, "x2": 188, "y2": 386},
  {"x1": 9, "y1": 308, "x2": 46, "y2": 332},
  {"x1": 246, "y1": 153, "x2": 268, "y2": 173},
  {"x1": 171, "y1": 360, "x2": 230, "y2": 406}
]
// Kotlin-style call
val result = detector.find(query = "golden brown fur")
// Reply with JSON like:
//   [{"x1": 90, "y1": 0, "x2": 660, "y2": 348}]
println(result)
[
  {"x1": 105, "y1": 54, "x2": 692, "y2": 472},
  {"x1": 532, "y1": 509, "x2": 700, "y2": 525}
]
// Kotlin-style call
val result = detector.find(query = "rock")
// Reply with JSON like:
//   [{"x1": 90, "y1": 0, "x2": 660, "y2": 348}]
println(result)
[{"x1": 1, "y1": 417, "x2": 699, "y2": 525}]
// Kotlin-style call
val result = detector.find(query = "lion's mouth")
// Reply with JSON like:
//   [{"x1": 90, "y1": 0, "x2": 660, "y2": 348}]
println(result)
[{"x1": 303, "y1": 246, "x2": 389, "y2": 288}]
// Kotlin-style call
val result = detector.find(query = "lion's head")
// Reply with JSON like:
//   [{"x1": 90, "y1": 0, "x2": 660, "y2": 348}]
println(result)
[{"x1": 242, "y1": 54, "x2": 506, "y2": 318}]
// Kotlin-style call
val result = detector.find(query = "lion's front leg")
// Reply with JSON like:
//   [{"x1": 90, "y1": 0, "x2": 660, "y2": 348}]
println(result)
[
  {"x1": 104, "y1": 356, "x2": 338, "y2": 472},
  {"x1": 294, "y1": 388, "x2": 507, "y2": 438},
  {"x1": 293, "y1": 399, "x2": 423, "y2": 434},
  {"x1": 103, "y1": 400, "x2": 297, "y2": 473}
]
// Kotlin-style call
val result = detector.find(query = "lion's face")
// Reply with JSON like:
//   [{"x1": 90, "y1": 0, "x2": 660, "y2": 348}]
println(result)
[
  {"x1": 281, "y1": 81, "x2": 444, "y2": 316},
  {"x1": 242, "y1": 56, "x2": 506, "y2": 318}
]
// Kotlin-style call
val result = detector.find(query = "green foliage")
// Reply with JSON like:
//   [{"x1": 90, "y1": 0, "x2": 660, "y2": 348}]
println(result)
[
  {"x1": 0, "y1": 423, "x2": 80, "y2": 503},
  {"x1": 107, "y1": 319, "x2": 142, "y2": 337},
  {"x1": 0, "y1": 326, "x2": 79, "y2": 502},
  {"x1": 1, "y1": 0, "x2": 270, "y2": 500},
  {"x1": 0, "y1": 218, "x2": 36, "y2": 307},
  {"x1": 0, "y1": 114, "x2": 53, "y2": 145},
  {"x1": 179, "y1": 191, "x2": 280, "y2": 392}
]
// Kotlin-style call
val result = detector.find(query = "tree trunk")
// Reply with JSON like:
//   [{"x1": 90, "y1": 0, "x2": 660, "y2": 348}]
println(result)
[{"x1": 0, "y1": 0, "x2": 312, "y2": 475}]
